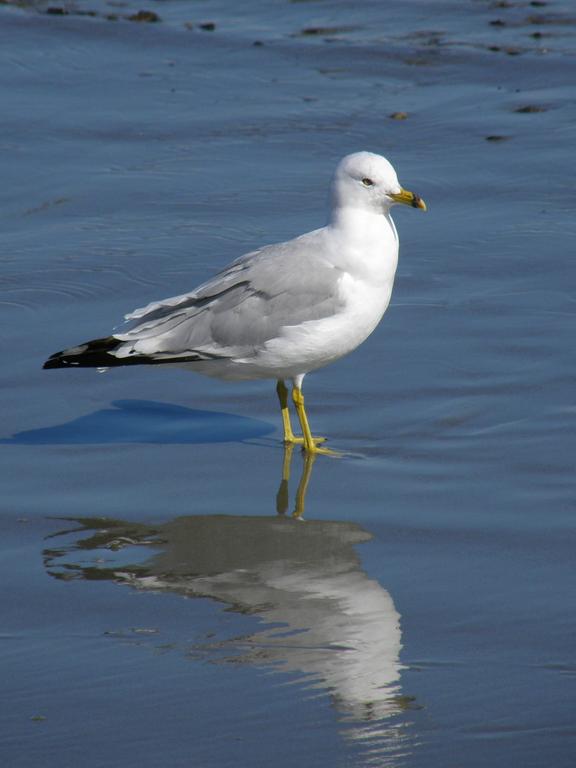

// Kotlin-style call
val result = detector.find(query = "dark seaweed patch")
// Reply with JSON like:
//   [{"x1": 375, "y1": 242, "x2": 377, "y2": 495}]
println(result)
[
  {"x1": 514, "y1": 104, "x2": 547, "y2": 112},
  {"x1": 299, "y1": 26, "x2": 358, "y2": 37},
  {"x1": 128, "y1": 10, "x2": 161, "y2": 23}
]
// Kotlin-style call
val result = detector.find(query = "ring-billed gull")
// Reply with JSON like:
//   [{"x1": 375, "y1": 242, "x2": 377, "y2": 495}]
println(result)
[{"x1": 44, "y1": 152, "x2": 426, "y2": 454}]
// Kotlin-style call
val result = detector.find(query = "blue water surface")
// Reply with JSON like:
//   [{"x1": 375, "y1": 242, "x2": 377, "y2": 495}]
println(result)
[{"x1": 1, "y1": 1, "x2": 575, "y2": 766}]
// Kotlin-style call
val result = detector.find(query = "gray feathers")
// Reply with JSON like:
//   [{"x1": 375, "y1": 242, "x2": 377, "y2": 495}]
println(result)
[{"x1": 115, "y1": 230, "x2": 344, "y2": 361}]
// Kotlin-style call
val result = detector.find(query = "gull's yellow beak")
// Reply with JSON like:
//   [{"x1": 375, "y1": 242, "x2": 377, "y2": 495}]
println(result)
[{"x1": 390, "y1": 188, "x2": 427, "y2": 211}]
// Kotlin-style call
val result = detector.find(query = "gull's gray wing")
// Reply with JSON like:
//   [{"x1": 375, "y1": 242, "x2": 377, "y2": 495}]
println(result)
[{"x1": 114, "y1": 229, "x2": 344, "y2": 360}]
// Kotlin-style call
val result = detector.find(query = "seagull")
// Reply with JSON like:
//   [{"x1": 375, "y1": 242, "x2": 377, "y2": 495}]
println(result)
[{"x1": 44, "y1": 152, "x2": 426, "y2": 454}]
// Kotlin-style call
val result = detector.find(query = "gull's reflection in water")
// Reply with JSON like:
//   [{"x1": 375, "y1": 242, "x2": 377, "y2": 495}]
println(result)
[{"x1": 44, "y1": 447, "x2": 414, "y2": 762}]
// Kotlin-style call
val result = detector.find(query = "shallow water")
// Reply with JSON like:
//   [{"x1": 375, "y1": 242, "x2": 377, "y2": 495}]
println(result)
[{"x1": 1, "y1": 1, "x2": 575, "y2": 766}]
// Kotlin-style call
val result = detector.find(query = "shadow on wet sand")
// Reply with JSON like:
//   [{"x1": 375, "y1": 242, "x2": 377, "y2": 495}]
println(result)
[{"x1": 0, "y1": 399, "x2": 274, "y2": 445}]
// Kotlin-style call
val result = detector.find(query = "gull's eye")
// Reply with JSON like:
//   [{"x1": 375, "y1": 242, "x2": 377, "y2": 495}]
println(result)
[{"x1": 361, "y1": 177, "x2": 374, "y2": 187}]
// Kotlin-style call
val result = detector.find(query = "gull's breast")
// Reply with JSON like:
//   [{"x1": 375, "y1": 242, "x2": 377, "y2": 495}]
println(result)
[{"x1": 252, "y1": 271, "x2": 395, "y2": 376}]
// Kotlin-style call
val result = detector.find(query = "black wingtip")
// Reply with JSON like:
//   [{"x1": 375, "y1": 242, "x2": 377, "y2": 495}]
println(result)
[
  {"x1": 43, "y1": 355, "x2": 63, "y2": 370},
  {"x1": 42, "y1": 336, "x2": 121, "y2": 369},
  {"x1": 43, "y1": 351, "x2": 78, "y2": 369},
  {"x1": 42, "y1": 335, "x2": 218, "y2": 369}
]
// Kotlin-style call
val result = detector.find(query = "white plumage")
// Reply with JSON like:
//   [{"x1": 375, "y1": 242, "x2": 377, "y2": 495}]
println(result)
[{"x1": 45, "y1": 152, "x2": 426, "y2": 453}]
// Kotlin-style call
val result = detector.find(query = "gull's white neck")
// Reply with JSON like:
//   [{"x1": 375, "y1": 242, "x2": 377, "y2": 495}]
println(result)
[
  {"x1": 327, "y1": 204, "x2": 399, "y2": 283},
  {"x1": 330, "y1": 204, "x2": 398, "y2": 245}
]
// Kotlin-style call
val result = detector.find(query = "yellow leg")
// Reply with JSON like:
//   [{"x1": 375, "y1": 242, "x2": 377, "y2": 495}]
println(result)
[
  {"x1": 276, "y1": 380, "x2": 298, "y2": 443},
  {"x1": 291, "y1": 386, "x2": 339, "y2": 456},
  {"x1": 276, "y1": 380, "x2": 326, "y2": 446}
]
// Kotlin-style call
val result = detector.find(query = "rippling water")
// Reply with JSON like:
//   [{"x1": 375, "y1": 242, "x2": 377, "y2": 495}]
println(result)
[{"x1": 1, "y1": 1, "x2": 575, "y2": 766}]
